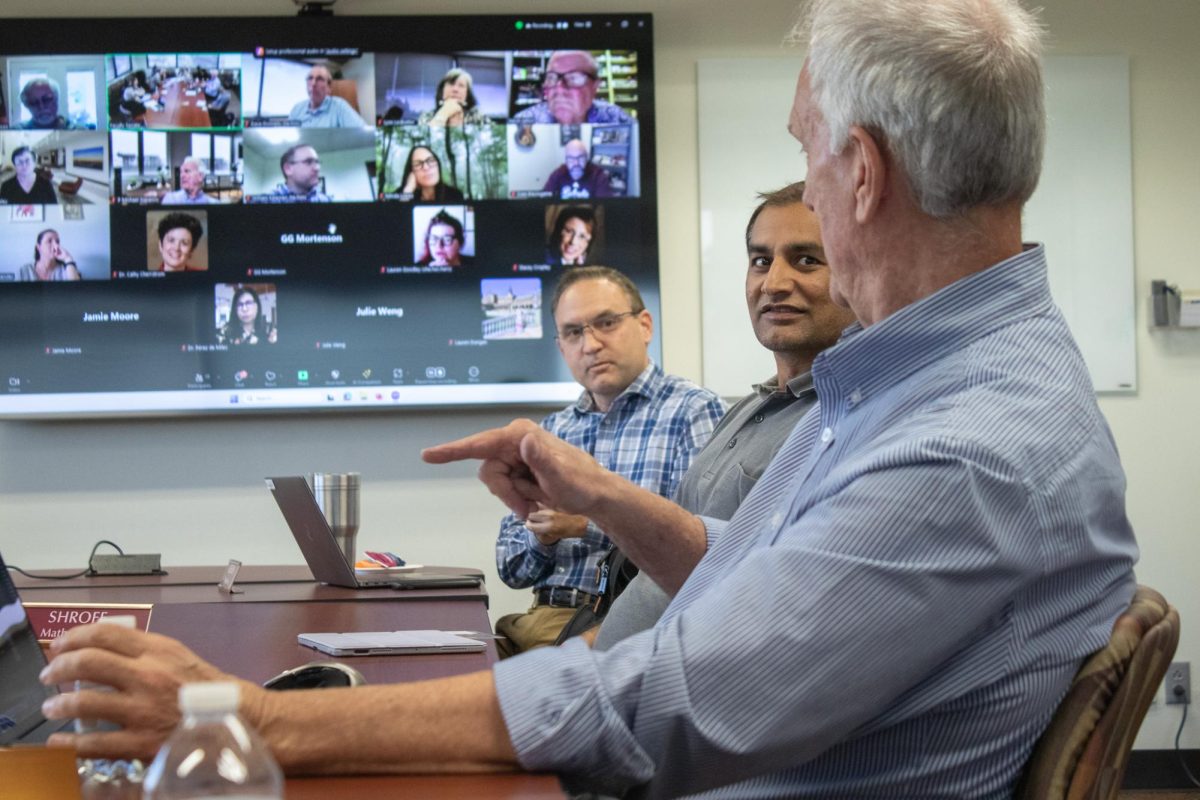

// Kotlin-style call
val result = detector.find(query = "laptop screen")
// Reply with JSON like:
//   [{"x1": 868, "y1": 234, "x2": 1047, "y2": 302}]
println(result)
[{"x1": 0, "y1": 553, "x2": 61, "y2": 745}]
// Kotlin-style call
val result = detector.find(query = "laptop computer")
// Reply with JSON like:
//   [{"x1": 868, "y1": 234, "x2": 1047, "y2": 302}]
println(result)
[
  {"x1": 297, "y1": 629, "x2": 486, "y2": 657},
  {"x1": 0, "y1": 551, "x2": 74, "y2": 745},
  {"x1": 265, "y1": 476, "x2": 482, "y2": 591}
]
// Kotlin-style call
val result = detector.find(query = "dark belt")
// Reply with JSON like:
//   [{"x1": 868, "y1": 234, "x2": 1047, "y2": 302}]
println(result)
[{"x1": 535, "y1": 586, "x2": 596, "y2": 609}]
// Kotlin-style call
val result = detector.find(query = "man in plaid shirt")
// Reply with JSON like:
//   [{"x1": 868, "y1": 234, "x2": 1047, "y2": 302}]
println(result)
[{"x1": 494, "y1": 267, "x2": 726, "y2": 657}]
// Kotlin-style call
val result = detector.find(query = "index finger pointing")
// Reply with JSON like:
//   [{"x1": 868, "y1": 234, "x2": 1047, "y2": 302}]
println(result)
[
  {"x1": 420, "y1": 430, "x2": 502, "y2": 464},
  {"x1": 421, "y1": 419, "x2": 539, "y2": 464}
]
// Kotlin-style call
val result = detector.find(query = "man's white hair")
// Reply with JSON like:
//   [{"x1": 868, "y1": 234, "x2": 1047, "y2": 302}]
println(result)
[
  {"x1": 181, "y1": 156, "x2": 207, "y2": 175},
  {"x1": 20, "y1": 77, "x2": 61, "y2": 106},
  {"x1": 793, "y1": 0, "x2": 1045, "y2": 218},
  {"x1": 549, "y1": 50, "x2": 599, "y2": 75}
]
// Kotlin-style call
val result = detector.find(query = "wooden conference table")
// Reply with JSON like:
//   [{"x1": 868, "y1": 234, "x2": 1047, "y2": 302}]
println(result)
[
  {"x1": 16, "y1": 564, "x2": 565, "y2": 797},
  {"x1": 142, "y1": 80, "x2": 210, "y2": 129}
]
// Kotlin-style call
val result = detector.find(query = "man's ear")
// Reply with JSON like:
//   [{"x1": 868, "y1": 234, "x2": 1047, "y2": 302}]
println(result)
[
  {"x1": 846, "y1": 125, "x2": 887, "y2": 224},
  {"x1": 638, "y1": 309, "x2": 654, "y2": 346}
]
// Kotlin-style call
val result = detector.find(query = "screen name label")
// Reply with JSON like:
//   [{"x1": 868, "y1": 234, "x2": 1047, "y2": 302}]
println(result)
[
  {"x1": 82, "y1": 311, "x2": 141, "y2": 322},
  {"x1": 356, "y1": 306, "x2": 404, "y2": 318},
  {"x1": 280, "y1": 231, "x2": 344, "y2": 245}
]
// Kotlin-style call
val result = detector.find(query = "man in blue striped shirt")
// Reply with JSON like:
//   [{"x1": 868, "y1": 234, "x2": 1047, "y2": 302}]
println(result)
[
  {"x1": 494, "y1": 266, "x2": 726, "y2": 657},
  {"x1": 423, "y1": 0, "x2": 1139, "y2": 794},
  {"x1": 43, "y1": 0, "x2": 1140, "y2": 795}
]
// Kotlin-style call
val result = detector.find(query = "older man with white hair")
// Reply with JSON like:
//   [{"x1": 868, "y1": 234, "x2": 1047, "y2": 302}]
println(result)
[
  {"x1": 19, "y1": 77, "x2": 83, "y2": 130},
  {"x1": 160, "y1": 157, "x2": 211, "y2": 205},
  {"x1": 512, "y1": 50, "x2": 633, "y2": 125},
  {"x1": 43, "y1": 1, "x2": 1138, "y2": 796}
]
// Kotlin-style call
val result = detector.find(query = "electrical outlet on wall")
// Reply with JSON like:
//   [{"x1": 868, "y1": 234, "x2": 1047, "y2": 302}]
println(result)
[{"x1": 1165, "y1": 661, "x2": 1190, "y2": 705}]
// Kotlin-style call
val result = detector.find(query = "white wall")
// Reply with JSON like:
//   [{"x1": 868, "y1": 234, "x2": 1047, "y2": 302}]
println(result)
[
  {"x1": 506, "y1": 123, "x2": 575, "y2": 191},
  {"x1": 1, "y1": 0, "x2": 1197, "y2": 752}
]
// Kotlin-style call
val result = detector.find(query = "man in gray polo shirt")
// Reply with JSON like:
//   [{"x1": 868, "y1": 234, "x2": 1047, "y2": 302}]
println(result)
[{"x1": 592, "y1": 182, "x2": 856, "y2": 648}]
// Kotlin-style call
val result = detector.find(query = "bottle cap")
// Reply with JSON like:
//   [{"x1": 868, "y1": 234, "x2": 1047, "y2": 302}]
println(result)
[{"x1": 178, "y1": 681, "x2": 240, "y2": 714}]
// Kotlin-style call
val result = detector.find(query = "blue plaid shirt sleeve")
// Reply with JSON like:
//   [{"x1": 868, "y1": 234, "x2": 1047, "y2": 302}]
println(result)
[
  {"x1": 495, "y1": 364, "x2": 726, "y2": 593},
  {"x1": 666, "y1": 393, "x2": 726, "y2": 501},
  {"x1": 495, "y1": 515, "x2": 558, "y2": 589}
]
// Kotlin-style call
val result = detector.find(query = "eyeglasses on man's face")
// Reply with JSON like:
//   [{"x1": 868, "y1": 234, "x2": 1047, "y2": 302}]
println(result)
[
  {"x1": 542, "y1": 70, "x2": 596, "y2": 89},
  {"x1": 556, "y1": 310, "x2": 638, "y2": 345},
  {"x1": 289, "y1": 157, "x2": 320, "y2": 167}
]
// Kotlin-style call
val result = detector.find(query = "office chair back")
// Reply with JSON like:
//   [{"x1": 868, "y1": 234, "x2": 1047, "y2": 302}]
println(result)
[{"x1": 1017, "y1": 584, "x2": 1179, "y2": 800}]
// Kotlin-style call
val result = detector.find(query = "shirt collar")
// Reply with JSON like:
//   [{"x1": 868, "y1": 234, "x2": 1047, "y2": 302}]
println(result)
[
  {"x1": 814, "y1": 244, "x2": 1051, "y2": 406},
  {"x1": 574, "y1": 360, "x2": 659, "y2": 414},
  {"x1": 279, "y1": 184, "x2": 321, "y2": 199},
  {"x1": 751, "y1": 370, "x2": 814, "y2": 399}
]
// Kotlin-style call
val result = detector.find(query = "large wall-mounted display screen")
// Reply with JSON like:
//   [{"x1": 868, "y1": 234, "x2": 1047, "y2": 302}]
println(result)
[{"x1": 0, "y1": 14, "x2": 656, "y2": 417}]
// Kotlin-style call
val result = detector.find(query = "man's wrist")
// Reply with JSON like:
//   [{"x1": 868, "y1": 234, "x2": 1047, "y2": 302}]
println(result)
[
  {"x1": 566, "y1": 460, "x2": 614, "y2": 522},
  {"x1": 527, "y1": 528, "x2": 557, "y2": 550},
  {"x1": 576, "y1": 468, "x2": 622, "y2": 530},
  {"x1": 569, "y1": 515, "x2": 590, "y2": 538}
]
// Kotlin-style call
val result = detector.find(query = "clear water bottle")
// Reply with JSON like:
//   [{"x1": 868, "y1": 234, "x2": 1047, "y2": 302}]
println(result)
[
  {"x1": 142, "y1": 681, "x2": 283, "y2": 799},
  {"x1": 78, "y1": 615, "x2": 145, "y2": 800}
]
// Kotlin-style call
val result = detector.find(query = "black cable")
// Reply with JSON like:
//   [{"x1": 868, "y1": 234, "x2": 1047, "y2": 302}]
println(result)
[
  {"x1": 1175, "y1": 701, "x2": 1200, "y2": 788},
  {"x1": 4, "y1": 540, "x2": 125, "y2": 579}
]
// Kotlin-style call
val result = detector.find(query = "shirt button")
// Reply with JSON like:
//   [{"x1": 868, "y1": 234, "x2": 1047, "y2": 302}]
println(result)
[
  {"x1": 557, "y1": 567, "x2": 565, "y2": 573},
  {"x1": 849, "y1": 389, "x2": 862, "y2": 406},
  {"x1": 753, "y1": 413, "x2": 764, "y2": 423},
  {"x1": 820, "y1": 427, "x2": 833, "y2": 443},
  {"x1": 727, "y1": 438, "x2": 737, "y2": 448}
]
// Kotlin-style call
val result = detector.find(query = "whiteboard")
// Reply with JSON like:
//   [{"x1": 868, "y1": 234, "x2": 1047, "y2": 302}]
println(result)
[{"x1": 698, "y1": 56, "x2": 1136, "y2": 396}]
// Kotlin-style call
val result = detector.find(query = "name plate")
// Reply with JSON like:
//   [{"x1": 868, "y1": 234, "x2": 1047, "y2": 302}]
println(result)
[
  {"x1": 22, "y1": 602, "x2": 153, "y2": 644},
  {"x1": 0, "y1": 745, "x2": 82, "y2": 799}
]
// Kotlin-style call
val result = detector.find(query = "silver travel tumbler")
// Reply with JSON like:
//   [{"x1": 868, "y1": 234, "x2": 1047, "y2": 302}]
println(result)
[{"x1": 310, "y1": 472, "x2": 360, "y2": 566}]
